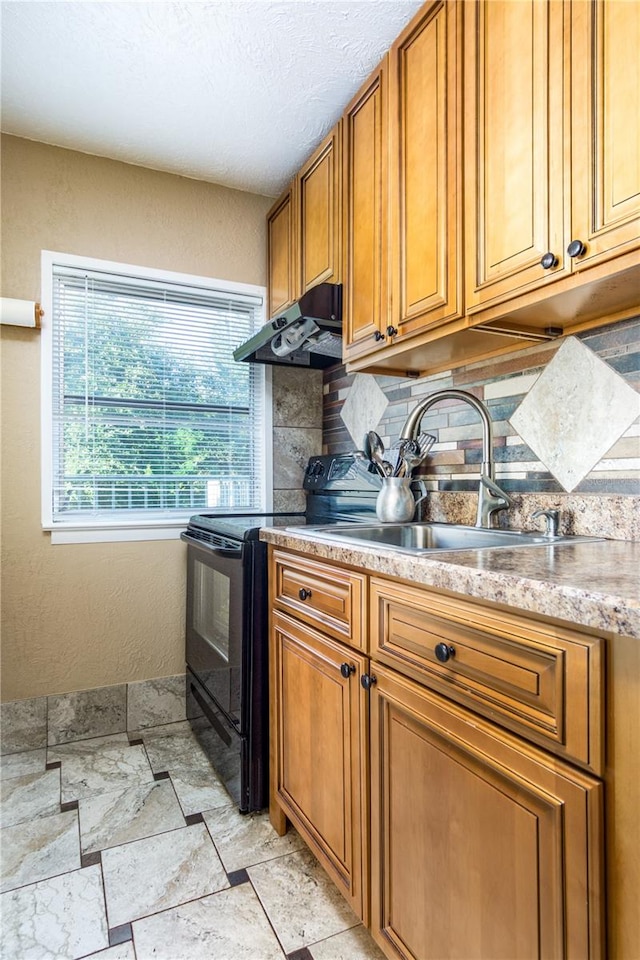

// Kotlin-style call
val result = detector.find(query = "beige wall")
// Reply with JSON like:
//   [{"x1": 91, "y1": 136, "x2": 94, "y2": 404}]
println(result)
[{"x1": 1, "y1": 135, "x2": 273, "y2": 701}]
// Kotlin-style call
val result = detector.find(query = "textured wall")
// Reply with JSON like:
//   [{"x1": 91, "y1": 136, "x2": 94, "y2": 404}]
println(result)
[{"x1": 0, "y1": 135, "x2": 273, "y2": 701}]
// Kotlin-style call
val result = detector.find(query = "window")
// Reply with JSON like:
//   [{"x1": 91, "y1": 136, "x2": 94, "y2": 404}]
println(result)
[{"x1": 41, "y1": 252, "x2": 268, "y2": 542}]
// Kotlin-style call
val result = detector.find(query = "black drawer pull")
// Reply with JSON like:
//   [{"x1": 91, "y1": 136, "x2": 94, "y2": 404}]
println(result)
[
  {"x1": 540, "y1": 251, "x2": 558, "y2": 269},
  {"x1": 567, "y1": 239, "x2": 586, "y2": 258},
  {"x1": 340, "y1": 663, "x2": 356, "y2": 679},
  {"x1": 298, "y1": 587, "x2": 312, "y2": 601},
  {"x1": 435, "y1": 643, "x2": 455, "y2": 663},
  {"x1": 361, "y1": 673, "x2": 377, "y2": 690}
]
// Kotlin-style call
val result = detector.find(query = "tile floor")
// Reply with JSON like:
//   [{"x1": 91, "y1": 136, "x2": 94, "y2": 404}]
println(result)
[{"x1": 0, "y1": 720, "x2": 386, "y2": 960}]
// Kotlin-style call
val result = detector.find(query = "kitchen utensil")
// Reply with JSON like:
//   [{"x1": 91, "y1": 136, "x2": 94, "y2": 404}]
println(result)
[
  {"x1": 417, "y1": 432, "x2": 436, "y2": 461},
  {"x1": 367, "y1": 431, "x2": 389, "y2": 478}
]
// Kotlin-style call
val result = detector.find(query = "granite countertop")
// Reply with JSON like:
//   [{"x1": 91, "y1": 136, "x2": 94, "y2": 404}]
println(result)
[{"x1": 260, "y1": 527, "x2": 640, "y2": 640}]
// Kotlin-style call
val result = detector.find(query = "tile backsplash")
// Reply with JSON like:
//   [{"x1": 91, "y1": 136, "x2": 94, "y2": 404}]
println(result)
[
  {"x1": 0, "y1": 676, "x2": 187, "y2": 755},
  {"x1": 323, "y1": 316, "x2": 640, "y2": 539},
  {"x1": 272, "y1": 366, "x2": 323, "y2": 513}
]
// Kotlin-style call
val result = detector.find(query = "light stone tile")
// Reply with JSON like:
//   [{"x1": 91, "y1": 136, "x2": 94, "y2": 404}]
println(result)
[
  {"x1": 340, "y1": 373, "x2": 388, "y2": 449},
  {"x1": 0, "y1": 865, "x2": 108, "y2": 960},
  {"x1": 247, "y1": 847, "x2": 359, "y2": 954},
  {"x1": 102, "y1": 823, "x2": 229, "y2": 927},
  {"x1": 273, "y1": 427, "x2": 323, "y2": 488},
  {"x1": 272, "y1": 366, "x2": 323, "y2": 428},
  {"x1": 0, "y1": 767, "x2": 61, "y2": 827},
  {"x1": 48, "y1": 734, "x2": 154, "y2": 803},
  {"x1": 170, "y1": 768, "x2": 232, "y2": 817},
  {"x1": 272, "y1": 488, "x2": 307, "y2": 514},
  {"x1": 0, "y1": 747, "x2": 47, "y2": 781},
  {"x1": 126, "y1": 674, "x2": 186, "y2": 730},
  {"x1": 202, "y1": 804, "x2": 305, "y2": 872},
  {"x1": 137, "y1": 724, "x2": 231, "y2": 813},
  {"x1": 0, "y1": 696, "x2": 47, "y2": 754},
  {"x1": 510, "y1": 336, "x2": 640, "y2": 491},
  {"x1": 134, "y1": 719, "x2": 195, "y2": 742},
  {"x1": 141, "y1": 727, "x2": 214, "y2": 774},
  {"x1": 47, "y1": 685, "x2": 127, "y2": 746},
  {"x1": 0, "y1": 809, "x2": 80, "y2": 893},
  {"x1": 78, "y1": 779, "x2": 185, "y2": 854},
  {"x1": 309, "y1": 925, "x2": 387, "y2": 960},
  {"x1": 483, "y1": 373, "x2": 540, "y2": 401},
  {"x1": 132, "y1": 882, "x2": 285, "y2": 960},
  {"x1": 83, "y1": 944, "x2": 135, "y2": 960}
]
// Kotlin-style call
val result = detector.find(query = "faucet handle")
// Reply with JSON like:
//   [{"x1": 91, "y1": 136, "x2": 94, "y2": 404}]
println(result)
[
  {"x1": 477, "y1": 475, "x2": 512, "y2": 528},
  {"x1": 531, "y1": 508, "x2": 560, "y2": 537}
]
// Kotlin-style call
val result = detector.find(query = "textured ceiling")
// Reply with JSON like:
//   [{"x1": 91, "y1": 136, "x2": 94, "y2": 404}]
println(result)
[{"x1": 1, "y1": 0, "x2": 422, "y2": 197}]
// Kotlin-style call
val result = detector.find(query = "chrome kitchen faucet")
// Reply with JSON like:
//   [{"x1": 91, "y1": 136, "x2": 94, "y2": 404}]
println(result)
[{"x1": 400, "y1": 389, "x2": 512, "y2": 528}]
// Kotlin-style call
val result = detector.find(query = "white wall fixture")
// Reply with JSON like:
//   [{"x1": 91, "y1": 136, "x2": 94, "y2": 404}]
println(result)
[
  {"x1": 0, "y1": 298, "x2": 43, "y2": 328},
  {"x1": 510, "y1": 337, "x2": 640, "y2": 491}
]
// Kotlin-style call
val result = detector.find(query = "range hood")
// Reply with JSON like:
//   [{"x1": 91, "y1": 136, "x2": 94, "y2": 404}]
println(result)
[{"x1": 233, "y1": 283, "x2": 342, "y2": 369}]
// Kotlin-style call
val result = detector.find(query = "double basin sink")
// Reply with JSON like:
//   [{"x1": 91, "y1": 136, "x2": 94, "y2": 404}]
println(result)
[{"x1": 291, "y1": 521, "x2": 601, "y2": 555}]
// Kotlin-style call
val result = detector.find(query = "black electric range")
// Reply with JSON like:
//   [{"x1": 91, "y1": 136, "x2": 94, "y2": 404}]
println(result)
[{"x1": 181, "y1": 454, "x2": 379, "y2": 812}]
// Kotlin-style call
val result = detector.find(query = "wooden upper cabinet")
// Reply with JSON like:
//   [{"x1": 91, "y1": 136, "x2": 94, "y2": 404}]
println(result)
[
  {"x1": 464, "y1": 0, "x2": 567, "y2": 310},
  {"x1": 267, "y1": 184, "x2": 297, "y2": 319},
  {"x1": 298, "y1": 123, "x2": 342, "y2": 294},
  {"x1": 389, "y1": 0, "x2": 463, "y2": 341},
  {"x1": 465, "y1": 0, "x2": 640, "y2": 317},
  {"x1": 570, "y1": 0, "x2": 640, "y2": 271},
  {"x1": 342, "y1": 58, "x2": 389, "y2": 363}
]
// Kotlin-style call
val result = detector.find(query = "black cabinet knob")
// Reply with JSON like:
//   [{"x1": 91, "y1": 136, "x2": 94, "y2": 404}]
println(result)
[
  {"x1": 386, "y1": 325, "x2": 398, "y2": 338},
  {"x1": 540, "y1": 252, "x2": 558, "y2": 269},
  {"x1": 298, "y1": 588, "x2": 312, "y2": 601},
  {"x1": 434, "y1": 643, "x2": 455, "y2": 663},
  {"x1": 360, "y1": 673, "x2": 377, "y2": 690},
  {"x1": 567, "y1": 239, "x2": 586, "y2": 258},
  {"x1": 373, "y1": 330, "x2": 385, "y2": 342},
  {"x1": 340, "y1": 662, "x2": 356, "y2": 679}
]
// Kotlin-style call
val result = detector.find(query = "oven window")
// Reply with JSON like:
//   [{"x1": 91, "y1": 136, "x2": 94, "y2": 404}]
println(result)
[{"x1": 193, "y1": 558, "x2": 230, "y2": 662}]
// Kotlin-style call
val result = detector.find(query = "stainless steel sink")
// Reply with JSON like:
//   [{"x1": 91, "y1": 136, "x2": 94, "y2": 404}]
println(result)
[{"x1": 291, "y1": 522, "x2": 601, "y2": 554}]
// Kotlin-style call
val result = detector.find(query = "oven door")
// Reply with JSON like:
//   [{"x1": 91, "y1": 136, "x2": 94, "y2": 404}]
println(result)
[{"x1": 183, "y1": 533, "x2": 245, "y2": 727}]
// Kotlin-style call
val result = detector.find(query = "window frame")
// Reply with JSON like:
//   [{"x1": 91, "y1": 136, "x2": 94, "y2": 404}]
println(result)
[{"x1": 40, "y1": 250, "x2": 271, "y2": 544}]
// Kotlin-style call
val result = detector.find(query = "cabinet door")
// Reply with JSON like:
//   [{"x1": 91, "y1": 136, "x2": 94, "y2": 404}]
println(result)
[
  {"x1": 342, "y1": 58, "x2": 389, "y2": 363},
  {"x1": 464, "y1": 0, "x2": 567, "y2": 311},
  {"x1": 298, "y1": 124, "x2": 342, "y2": 294},
  {"x1": 389, "y1": 0, "x2": 463, "y2": 340},
  {"x1": 370, "y1": 665, "x2": 604, "y2": 960},
  {"x1": 267, "y1": 184, "x2": 297, "y2": 319},
  {"x1": 271, "y1": 611, "x2": 368, "y2": 920},
  {"x1": 570, "y1": 0, "x2": 640, "y2": 271}
]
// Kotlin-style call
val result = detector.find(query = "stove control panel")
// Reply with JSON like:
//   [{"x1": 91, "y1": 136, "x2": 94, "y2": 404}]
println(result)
[{"x1": 303, "y1": 454, "x2": 377, "y2": 491}]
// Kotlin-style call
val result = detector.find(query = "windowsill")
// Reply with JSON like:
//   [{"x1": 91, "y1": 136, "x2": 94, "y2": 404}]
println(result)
[{"x1": 44, "y1": 520, "x2": 190, "y2": 545}]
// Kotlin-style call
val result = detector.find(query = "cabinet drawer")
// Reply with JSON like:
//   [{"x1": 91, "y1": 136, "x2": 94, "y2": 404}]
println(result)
[
  {"x1": 370, "y1": 577, "x2": 603, "y2": 772},
  {"x1": 271, "y1": 550, "x2": 367, "y2": 650}
]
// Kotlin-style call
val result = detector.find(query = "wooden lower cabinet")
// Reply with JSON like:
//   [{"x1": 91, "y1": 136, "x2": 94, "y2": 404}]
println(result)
[
  {"x1": 369, "y1": 664, "x2": 605, "y2": 960},
  {"x1": 270, "y1": 610, "x2": 369, "y2": 920},
  {"x1": 268, "y1": 549, "x2": 612, "y2": 958}
]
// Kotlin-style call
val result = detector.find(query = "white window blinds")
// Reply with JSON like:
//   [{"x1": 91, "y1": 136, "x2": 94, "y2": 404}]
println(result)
[{"x1": 48, "y1": 262, "x2": 265, "y2": 522}]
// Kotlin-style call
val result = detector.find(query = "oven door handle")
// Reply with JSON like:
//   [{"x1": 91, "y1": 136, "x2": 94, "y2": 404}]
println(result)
[{"x1": 180, "y1": 532, "x2": 243, "y2": 558}]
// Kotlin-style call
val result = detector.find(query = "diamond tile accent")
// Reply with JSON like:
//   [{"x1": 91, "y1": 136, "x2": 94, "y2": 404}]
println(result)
[
  {"x1": 340, "y1": 374, "x2": 388, "y2": 449},
  {"x1": 510, "y1": 337, "x2": 640, "y2": 491}
]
